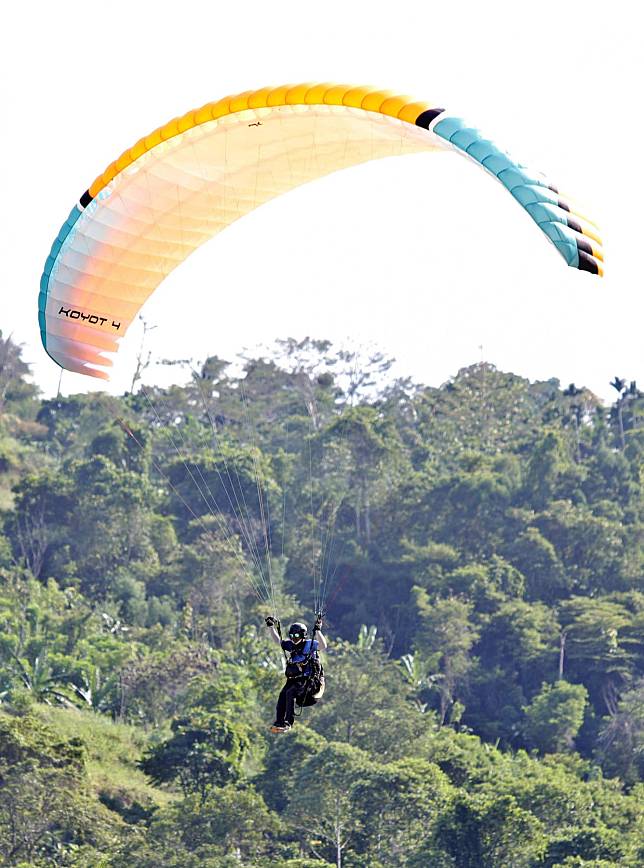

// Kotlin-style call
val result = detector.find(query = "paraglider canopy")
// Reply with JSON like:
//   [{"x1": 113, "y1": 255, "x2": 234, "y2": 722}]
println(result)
[{"x1": 39, "y1": 82, "x2": 603, "y2": 381}]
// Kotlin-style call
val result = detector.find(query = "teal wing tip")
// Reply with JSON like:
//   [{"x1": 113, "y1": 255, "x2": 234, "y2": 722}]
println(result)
[{"x1": 432, "y1": 115, "x2": 602, "y2": 276}]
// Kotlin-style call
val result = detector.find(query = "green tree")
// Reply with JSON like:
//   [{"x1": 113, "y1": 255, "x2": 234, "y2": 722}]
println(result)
[
  {"x1": 413, "y1": 590, "x2": 478, "y2": 725},
  {"x1": 414, "y1": 364, "x2": 552, "y2": 464},
  {"x1": 425, "y1": 792, "x2": 546, "y2": 868},
  {"x1": 534, "y1": 500, "x2": 627, "y2": 595},
  {"x1": 9, "y1": 469, "x2": 73, "y2": 577},
  {"x1": 596, "y1": 677, "x2": 644, "y2": 783},
  {"x1": 523, "y1": 681, "x2": 589, "y2": 753},
  {"x1": 353, "y1": 756, "x2": 453, "y2": 866},
  {"x1": 324, "y1": 405, "x2": 403, "y2": 546},
  {"x1": 476, "y1": 599, "x2": 560, "y2": 696},
  {"x1": 508, "y1": 526, "x2": 568, "y2": 602},
  {"x1": 523, "y1": 431, "x2": 571, "y2": 510},
  {"x1": 287, "y1": 741, "x2": 371, "y2": 868},
  {"x1": 162, "y1": 784, "x2": 280, "y2": 861},
  {"x1": 0, "y1": 330, "x2": 39, "y2": 417},
  {"x1": 258, "y1": 725, "x2": 323, "y2": 814},
  {"x1": 559, "y1": 597, "x2": 637, "y2": 715},
  {"x1": 542, "y1": 825, "x2": 628, "y2": 867},
  {"x1": 140, "y1": 667, "x2": 262, "y2": 799},
  {"x1": 0, "y1": 710, "x2": 119, "y2": 864},
  {"x1": 313, "y1": 629, "x2": 430, "y2": 758}
]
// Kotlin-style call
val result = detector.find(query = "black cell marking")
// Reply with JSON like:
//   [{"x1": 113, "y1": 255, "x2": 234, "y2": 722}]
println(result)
[
  {"x1": 558, "y1": 200, "x2": 571, "y2": 213},
  {"x1": 568, "y1": 218, "x2": 582, "y2": 234},
  {"x1": 577, "y1": 250, "x2": 599, "y2": 274},
  {"x1": 415, "y1": 108, "x2": 446, "y2": 129},
  {"x1": 80, "y1": 190, "x2": 93, "y2": 208},
  {"x1": 576, "y1": 238, "x2": 593, "y2": 257},
  {"x1": 548, "y1": 184, "x2": 559, "y2": 194}
]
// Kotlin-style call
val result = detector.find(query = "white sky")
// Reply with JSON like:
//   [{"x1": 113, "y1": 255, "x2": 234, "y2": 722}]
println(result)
[{"x1": 2, "y1": 0, "x2": 641, "y2": 403}]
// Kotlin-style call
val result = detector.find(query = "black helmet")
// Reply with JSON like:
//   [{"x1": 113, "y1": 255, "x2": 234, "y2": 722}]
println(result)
[{"x1": 288, "y1": 622, "x2": 308, "y2": 642}]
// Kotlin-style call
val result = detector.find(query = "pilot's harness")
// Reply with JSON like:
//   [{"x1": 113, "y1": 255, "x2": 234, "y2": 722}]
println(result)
[{"x1": 275, "y1": 618, "x2": 326, "y2": 715}]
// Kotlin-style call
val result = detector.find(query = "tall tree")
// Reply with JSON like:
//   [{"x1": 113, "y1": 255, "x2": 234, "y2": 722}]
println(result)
[{"x1": 413, "y1": 590, "x2": 479, "y2": 725}]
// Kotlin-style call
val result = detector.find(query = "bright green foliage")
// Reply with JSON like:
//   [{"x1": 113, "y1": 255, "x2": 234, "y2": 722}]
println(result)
[
  {"x1": 596, "y1": 677, "x2": 644, "y2": 783},
  {"x1": 509, "y1": 526, "x2": 567, "y2": 602},
  {"x1": 426, "y1": 792, "x2": 546, "y2": 867},
  {"x1": 0, "y1": 330, "x2": 39, "y2": 417},
  {"x1": 534, "y1": 500, "x2": 627, "y2": 594},
  {"x1": 34, "y1": 703, "x2": 171, "y2": 818},
  {"x1": 140, "y1": 667, "x2": 263, "y2": 798},
  {"x1": 559, "y1": 597, "x2": 639, "y2": 713},
  {"x1": 258, "y1": 725, "x2": 323, "y2": 813},
  {"x1": 523, "y1": 681, "x2": 589, "y2": 753},
  {"x1": 0, "y1": 569, "x2": 140, "y2": 714},
  {"x1": 412, "y1": 591, "x2": 478, "y2": 724},
  {"x1": 352, "y1": 756, "x2": 454, "y2": 865},
  {"x1": 139, "y1": 784, "x2": 281, "y2": 863},
  {"x1": 541, "y1": 824, "x2": 629, "y2": 867},
  {"x1": 476, "y1": 599, "x2": 561, "y2": 694},
  {"x1": 287, "y1": 741, "x2": 371, "y2": 864},
  {"x1": 0, "y1": 710, "x2": 121, "y2": 864},
  {"x1": 523, "y1": 430, "x2": 572, "y2": 509},
  {"x1": 313, "y1": 631, "x2": 431, "y2": 759}
]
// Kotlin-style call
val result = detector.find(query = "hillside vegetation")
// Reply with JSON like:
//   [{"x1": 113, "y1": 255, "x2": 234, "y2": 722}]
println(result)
[{"x1": 0, "y1": 330, "x2": 642, "y2": 867}]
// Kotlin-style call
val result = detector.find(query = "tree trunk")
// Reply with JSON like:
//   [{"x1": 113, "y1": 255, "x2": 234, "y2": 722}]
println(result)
[
  {"x1": 439, "y1": 690, "x2": 449, "y2": 727},
  {"x1": 118, "y1": 672, "x2": 126, "y2": 721},
  {"x1": 617, "y1": 402, "x2": 626, "y2": 449},
  {"x1": 363, "y1": 484, "x2": 371, "y2": 546},
  {"x1": 17, "y1": 507, "x2": 48, "y2": 579},
  {"x1": 602, "y1": 680, "x2": 619, "y2": 717},
  {"x1": 558, "y1": 630, "x2": 567, "y2": 679}
]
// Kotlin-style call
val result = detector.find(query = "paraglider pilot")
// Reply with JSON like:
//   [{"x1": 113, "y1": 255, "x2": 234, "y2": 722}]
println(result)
[{"x1": 265, "y1": 615, "x2": 327, "y2": 733}]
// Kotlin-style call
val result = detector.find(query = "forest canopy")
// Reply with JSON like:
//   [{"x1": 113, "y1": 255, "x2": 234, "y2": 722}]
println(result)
[{"x1": 0, "y1": 329, "x2": 642, "y2": 867}]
